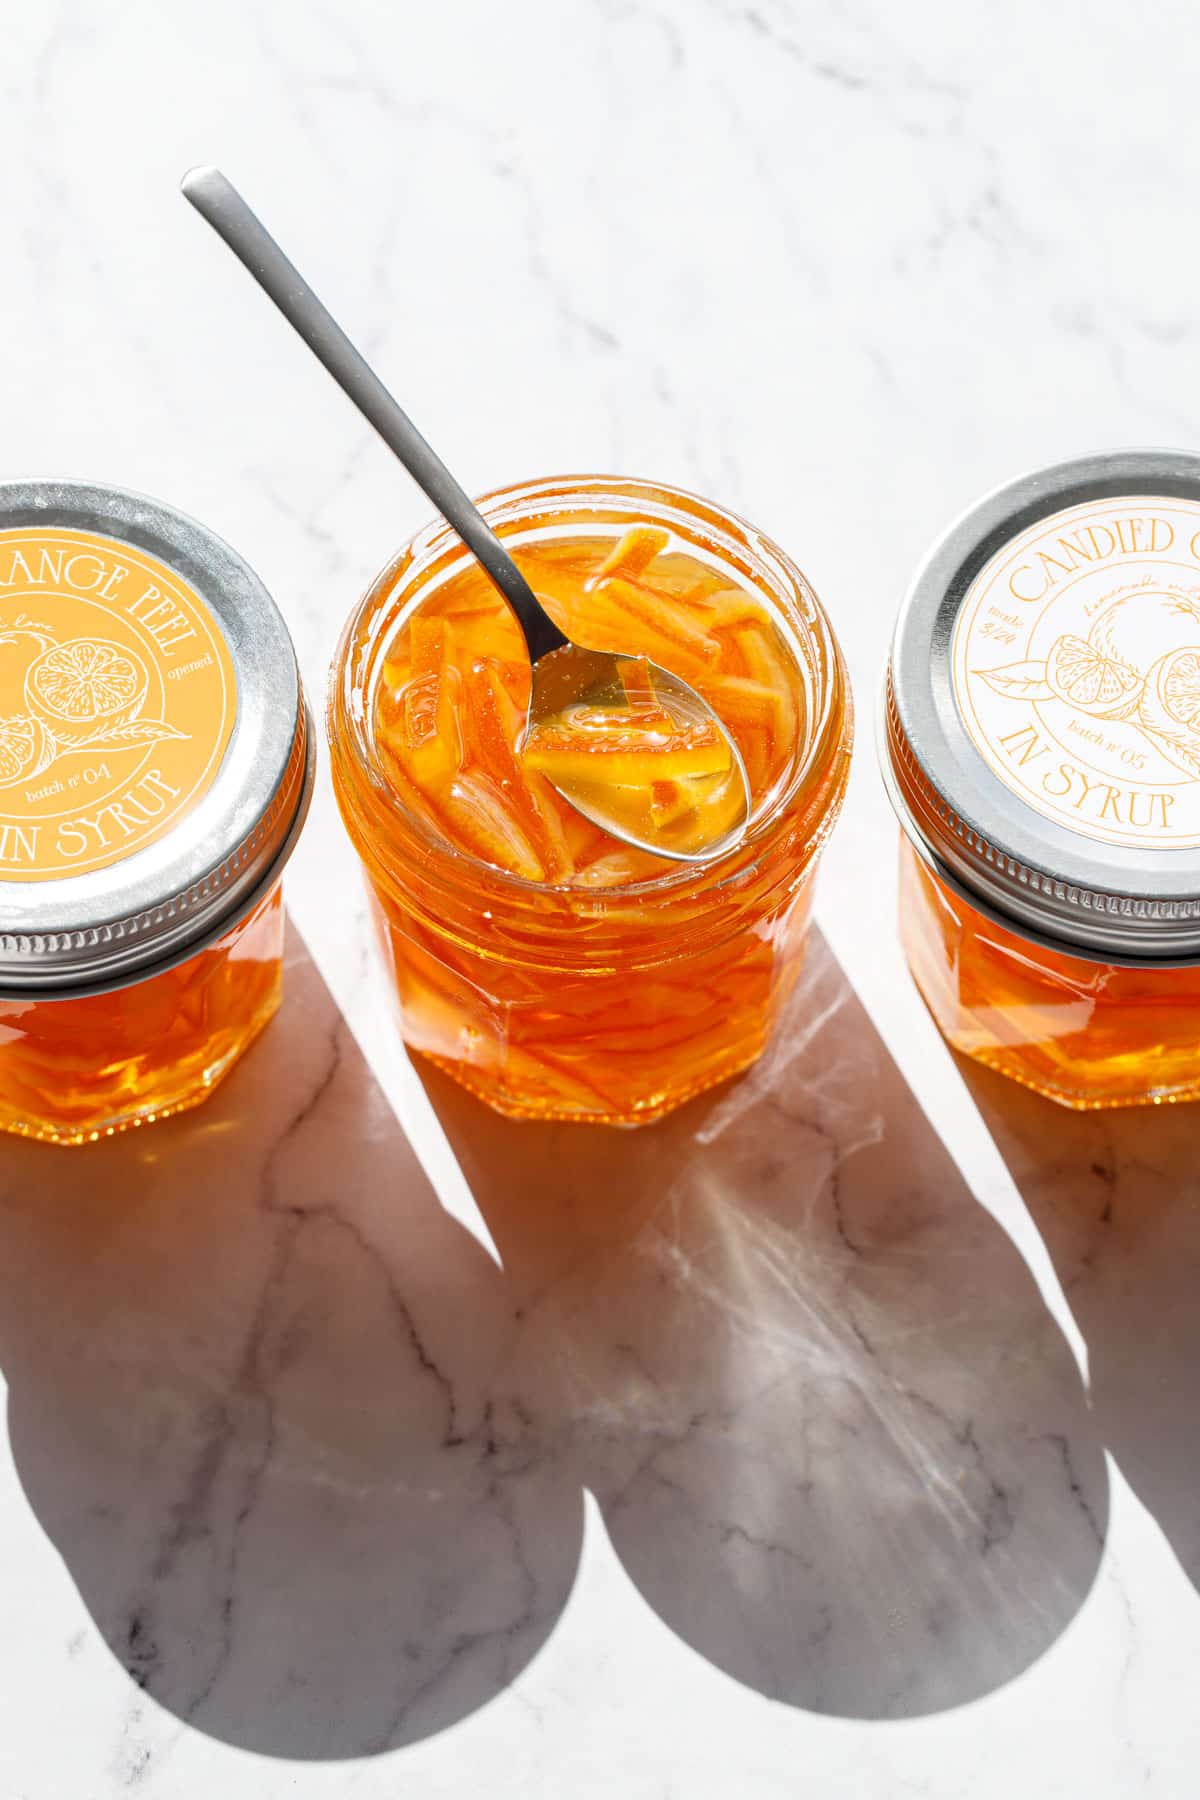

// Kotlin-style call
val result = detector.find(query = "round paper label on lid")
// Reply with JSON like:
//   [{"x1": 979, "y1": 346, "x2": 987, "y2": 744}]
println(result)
[
  {"x1": 0, "y1": 527, "x2": 238, "y2": 881},
  {"x1": 951, "y1": 494, "x2": 1200, "y2": 851}
]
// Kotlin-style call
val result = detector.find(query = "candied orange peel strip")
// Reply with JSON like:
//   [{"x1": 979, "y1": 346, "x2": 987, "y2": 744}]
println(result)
[
  {"x1": 409, "y1": 616, "x2": 447, "y2": 679},
  {"x1": 441, "y1": 771, "x2": 545, "y2": 882},
  {"x1": 594, "y1": 526, "x2": 671, "y2": 586},
  {"x1": 649, "y1": 779, "x2": 697, "y2": 829},
  {"x1": 524, "y1": 705, "x2": 730, "y2": 788},
  {"x1": 464, "y1": 660, "x2": 571, "y2": 880},
  {"x1": 594, "y1": 576, "x2": 722, "y2": 668},
  {"x1": 692, "y1": 673, "x2": 787, "y2": 734},
  {"x1": 618, "y1": 655, "x2": 661, "y2": 711},
  {"x1": 688, "y1": 586, "x2": 771, "y2": 631}
]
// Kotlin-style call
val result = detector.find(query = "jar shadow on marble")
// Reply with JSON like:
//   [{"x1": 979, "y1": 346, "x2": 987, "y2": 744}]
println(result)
[
  {"x1": 423, "y1": 929, "x2": 1109, "y2": 1720},
  {"x1": 0, "y1": 925, "x2": 582, "y2": 1764},
  {"x1": 964, "y1": 1061, "x2": 1200, "y2": 1593}
]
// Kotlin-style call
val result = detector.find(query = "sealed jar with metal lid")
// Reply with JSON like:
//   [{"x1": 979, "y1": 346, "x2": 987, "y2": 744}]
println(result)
[
  {"x1": 881, "y1": 448, "x2": 1200, "y2": 1109},
  {"x1": 0, "y1": 480, "x2": 313, "y2": 1143}
]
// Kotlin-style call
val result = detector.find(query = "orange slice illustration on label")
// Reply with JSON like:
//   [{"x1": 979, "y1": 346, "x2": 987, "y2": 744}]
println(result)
[
  {"x1": 0, "y1": 716, "x2": 56, "y2": 789},
  {"x1": 1088, "y1": 592, "x2": 1200, "y2": 676},
  {"x1": 1139, "y1": 647, "x2": 1200, "y2": 778},
  {"x1": 26, "y1": 638, "x2": 151, "y2": 744},
  {"x1": 1044, "y1": 633, "x2": 1142, "y2": 719}
]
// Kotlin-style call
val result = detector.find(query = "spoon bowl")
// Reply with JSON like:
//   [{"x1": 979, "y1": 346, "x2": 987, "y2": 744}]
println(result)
[{"x1": 523, "y1": 645, "x2": 750, "y2": 862}]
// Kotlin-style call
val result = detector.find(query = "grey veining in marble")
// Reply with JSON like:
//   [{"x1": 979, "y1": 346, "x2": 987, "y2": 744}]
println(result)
[
  {"x1": 0, "y1": 935, "x2": 579, "y2": 1765},
  {"x1": 970, "y1": 1070, "x2": 1200, "y2": 1596},
  {"x1": 0, "y1": 929, "x2": 1104, "y2": 1778},
  {"x1": 433, "y1": 932, "x2": 1107, "y2": 1721}
]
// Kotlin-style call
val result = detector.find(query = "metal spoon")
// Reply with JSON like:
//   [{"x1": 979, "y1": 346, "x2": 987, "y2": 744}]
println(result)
[{"x1": 180, "y1": 166, "x2": 750, "y2": 863}]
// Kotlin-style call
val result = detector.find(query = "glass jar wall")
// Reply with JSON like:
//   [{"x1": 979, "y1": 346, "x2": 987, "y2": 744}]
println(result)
[
  {"x1": 330, "y1": 476, "x2": 853, "y2": 1124},
  {"x1": 0, "y1": 884, "x2": 286, "y2": 1144},
  {"x1": 899, "y1": 838, "x2": 1200, "y2": 1108}
]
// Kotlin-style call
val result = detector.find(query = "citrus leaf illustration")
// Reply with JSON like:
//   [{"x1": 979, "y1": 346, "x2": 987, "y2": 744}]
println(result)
[
  {"x1": 1139, "y1": 723, "x2": 1200, "y2": 781},
  {"x1": 974, "y1": 661, "x2": 1055, "y2": 700},
  {"x1": 65, "y1": 720, "x2": 190, "y2": 753},
  {"x1": 0, "y1": 618, "x2": 58, "y2": 653}
]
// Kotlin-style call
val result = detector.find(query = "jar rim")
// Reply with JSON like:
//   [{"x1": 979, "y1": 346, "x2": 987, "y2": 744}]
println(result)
[{"x1": 330, "y1": 472, "x2": 849, "y2": 903}]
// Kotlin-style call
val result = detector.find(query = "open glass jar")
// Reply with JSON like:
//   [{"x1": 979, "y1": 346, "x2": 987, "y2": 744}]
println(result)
[
  {"x1": 883, "y1": 449, "x2": 1200, "y2": 1108},
  {"x1": 0, "y1": 480, "x2": 313, "y2": 1143},
  {"x1": 329, "y1": 475, "x2": 853, "y2": 1124}
]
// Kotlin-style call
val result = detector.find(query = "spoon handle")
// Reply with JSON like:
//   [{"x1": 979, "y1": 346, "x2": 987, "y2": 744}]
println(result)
[{"x1": 180, "y1": 166, "x2": 566, "y2": 662}]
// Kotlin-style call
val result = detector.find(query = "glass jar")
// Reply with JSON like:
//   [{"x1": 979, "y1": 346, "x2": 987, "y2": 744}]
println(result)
[
  {"x1": 883, "y1": 449, "x2": 1200, "y2": 1109},
  {"x1": 329, "y1": 475, "x2": 853, "y2": 1125},
  {"x1": 0, "y1": 480, "x2": 313, "y2": 1143}
]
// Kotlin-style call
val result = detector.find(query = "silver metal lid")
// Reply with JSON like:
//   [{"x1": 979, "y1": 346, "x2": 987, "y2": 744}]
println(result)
[
  {"x1": 0, "y1": 480, "x2": 312, "y2": 995},
  {"x1": 882, "y1": 448, "x2": 1200, "y2": 964}
]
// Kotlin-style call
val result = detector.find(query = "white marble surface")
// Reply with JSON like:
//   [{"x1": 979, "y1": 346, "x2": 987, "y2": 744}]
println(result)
[{"x1": 4, "y1": 1, "x2": 1200, "y2": 1793}]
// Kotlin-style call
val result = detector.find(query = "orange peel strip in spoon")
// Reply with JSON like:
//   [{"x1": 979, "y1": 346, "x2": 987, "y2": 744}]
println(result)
[{"x1": 523, "y1": 705, "x2": 731, "y2": 788}]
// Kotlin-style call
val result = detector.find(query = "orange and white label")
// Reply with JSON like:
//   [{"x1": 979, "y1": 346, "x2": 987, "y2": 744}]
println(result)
[
  {"x1": 951, "y1": 495, "x2": 1200, "y2": 849},
  {"x1": 0, "y1": 527, "x2": 237, "y2": 881}
]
